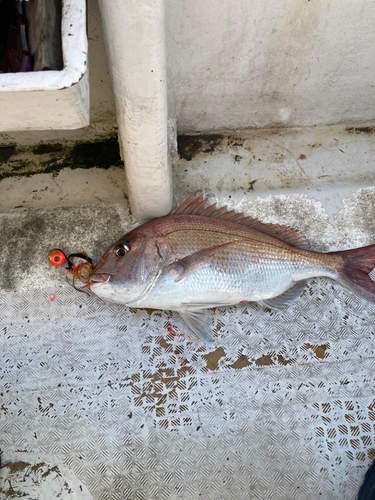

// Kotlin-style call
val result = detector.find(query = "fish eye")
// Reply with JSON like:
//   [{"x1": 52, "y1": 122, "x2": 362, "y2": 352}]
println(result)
[{"x1": 115, "y1": 243, "x2": 130, "y2": 257}]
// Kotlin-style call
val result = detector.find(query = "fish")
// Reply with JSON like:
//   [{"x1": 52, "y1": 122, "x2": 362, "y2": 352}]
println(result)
[{"x1": 89, "y1": 194, "x2": 375, "y2": 344}]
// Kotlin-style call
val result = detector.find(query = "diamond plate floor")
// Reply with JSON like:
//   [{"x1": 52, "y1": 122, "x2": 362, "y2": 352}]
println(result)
[{"x1": 1, "y1": 277, "x2": 375, "y2": 499}]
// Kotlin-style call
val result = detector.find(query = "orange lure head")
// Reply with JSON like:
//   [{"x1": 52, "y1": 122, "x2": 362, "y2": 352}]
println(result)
[
  {"x1": 48, "y1": 249, "x2": 67, "y2": 267},
  {"x1": 48, "y1": 248, "x2": 104, "y2": 293}
]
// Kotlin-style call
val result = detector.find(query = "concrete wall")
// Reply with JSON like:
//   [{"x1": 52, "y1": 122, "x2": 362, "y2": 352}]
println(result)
[
  {"x1": 166, "y1": 0, "x2": 375, "y2": 132},
  {"x1": 1, "y1": 0, "x2": 374, "y2": 145}
]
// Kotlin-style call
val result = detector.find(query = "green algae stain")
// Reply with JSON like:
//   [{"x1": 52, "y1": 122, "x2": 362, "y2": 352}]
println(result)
[
  {"x1": 0, "y1": 146, "x2": 16, "y2": 163},
  {"x1": 32, "y1": 143, "x2": 64, "y2": 155},
  {"x1": 0, "y1": 136, "x2": 123, "y2": 181}
]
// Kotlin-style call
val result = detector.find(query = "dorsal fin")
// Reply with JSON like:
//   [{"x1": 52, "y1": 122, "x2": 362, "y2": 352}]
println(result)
[{"x1": 169, "y1": 195, "x2": 311, "y2": 250}]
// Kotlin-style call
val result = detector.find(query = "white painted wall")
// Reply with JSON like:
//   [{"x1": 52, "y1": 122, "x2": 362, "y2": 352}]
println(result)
[
  {"x1": 166, "y1": 0, "x2": 375, "y2": 132},
  {"x1": 2, "y1": 0, "x2": 374, "y2": 142},
  {"x1": 0, "y1": 0, "x2": 90, "y2": 132},
  {"x1": 0, "y1": 0, "x2": 116, "y2": 146}
]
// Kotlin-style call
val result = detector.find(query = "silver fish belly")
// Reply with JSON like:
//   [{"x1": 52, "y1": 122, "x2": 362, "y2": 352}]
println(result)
[{"x1": 130, "y1": 239, "x2": 336, "y2": 311}]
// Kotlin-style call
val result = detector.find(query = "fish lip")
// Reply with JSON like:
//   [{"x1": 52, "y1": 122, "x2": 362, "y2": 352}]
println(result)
[{"x1": 90, "y1": 273, "x2": 112, "y2": 285}]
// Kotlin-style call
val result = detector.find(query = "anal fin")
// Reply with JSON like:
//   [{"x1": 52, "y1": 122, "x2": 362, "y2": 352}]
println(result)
[
  {"x1": 260, "y1": 280, "x2": 307, "y2": 310},
  {"x1": 179, "y1": 310, "x2": 214, "y2": 345},
  {"x1": 181, "y1": 301, "x2": 234, "y2": 311}
]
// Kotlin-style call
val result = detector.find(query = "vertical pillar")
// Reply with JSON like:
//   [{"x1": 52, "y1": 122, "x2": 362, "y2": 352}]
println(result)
[{"x1": 97, "y1": 0, "x2": 172, "y2": 220}]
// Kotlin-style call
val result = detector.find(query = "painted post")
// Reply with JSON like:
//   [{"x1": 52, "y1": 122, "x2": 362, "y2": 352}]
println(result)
[{"x1": 97, "y1": 0, "x2": 173, "y2": 220}]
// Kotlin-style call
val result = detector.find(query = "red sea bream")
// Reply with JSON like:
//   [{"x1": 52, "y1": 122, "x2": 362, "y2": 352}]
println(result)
[{"x1": 89, "y1": 195, "x2": 375, "y2": 344}]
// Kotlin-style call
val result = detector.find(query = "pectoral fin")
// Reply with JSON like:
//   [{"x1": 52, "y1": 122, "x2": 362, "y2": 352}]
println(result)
[
  {"x1": 179, "y1": 310, "x2": 214, "y2": 345},
  {"x1": 170, "y1": 242, "x2": 234, "y2": 282},
  {"x1": 260, "y1": 280, "x2": 307, "y2": 310}
]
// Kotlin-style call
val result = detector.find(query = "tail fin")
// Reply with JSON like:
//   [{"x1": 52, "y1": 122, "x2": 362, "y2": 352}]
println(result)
[{"x1": 335, "y1": 245, "x2": 375, "y2": 303}]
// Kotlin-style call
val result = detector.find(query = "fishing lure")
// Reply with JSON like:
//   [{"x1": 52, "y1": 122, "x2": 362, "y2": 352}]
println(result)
[{"x1": 47, "y1": 249, "x2": 104, "y2": 294}]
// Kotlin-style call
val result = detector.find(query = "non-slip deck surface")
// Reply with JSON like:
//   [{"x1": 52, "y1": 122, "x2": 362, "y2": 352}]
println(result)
[{"x1": 1, "y1": 277, "x2": 375, "y2": 499}]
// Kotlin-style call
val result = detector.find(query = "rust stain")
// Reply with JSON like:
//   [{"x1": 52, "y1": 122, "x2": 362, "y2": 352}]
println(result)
[
  {"x1": 301, "y1": 343, "x2": 329, "y2": 359},
  {"x1": 129, "y1": 307, "x2": 156, "y2": 316},
  {"x1": 229, "y1": 354, "x2": 251, "y2": 369},
  {"x1": 41, "y1": 465, "x2": 62, "y2": 478},
  {"x1": 0, "y1": 483, "x2": 16, "y2": 495},
  {"x1": 30, "y1": 462, "x2": 47, "y2": 473},
  {"x1": 255, "y1": 354, "x2": 274, "y2": 366},
  {"x1": 0, "y1": 461, "x2": 30, "y2": 473},
  {"x1": 37, "y1": 397, "x2": 54, "y2": 414},
  {"x1": 133, "y1": 364, "x2": 193, "y2": 414},
  {"x1": 203, "y1": 347, "x2": 225, "y2": 371},
  {"x1": 119, "y1": 336, "x2": 195, "y2": 417},
  {"x1": 298, "y1": 154, "x2": 307, "y2": 160},
  {"x1": 277, "y1": 354, "x2": 295, "y2": 365}
]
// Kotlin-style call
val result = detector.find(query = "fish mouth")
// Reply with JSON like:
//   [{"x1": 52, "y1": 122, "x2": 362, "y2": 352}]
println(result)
[{"x1": 90, "y1": 273, "x2": 112, "y2": 286}]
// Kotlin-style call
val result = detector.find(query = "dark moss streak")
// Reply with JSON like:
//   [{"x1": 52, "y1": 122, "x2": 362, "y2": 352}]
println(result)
[{"x1": 0, "y1": 136, "x2": 123, "y2": 181}]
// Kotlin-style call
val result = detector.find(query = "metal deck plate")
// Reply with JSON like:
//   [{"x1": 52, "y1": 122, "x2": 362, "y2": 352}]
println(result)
[{"x1": 1, "y1": 277, "x2": 375, "y2": 499}]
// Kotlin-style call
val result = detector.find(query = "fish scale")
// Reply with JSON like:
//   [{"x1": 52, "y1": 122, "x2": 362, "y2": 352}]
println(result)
[
  {"x1": 145, "y1": 222, "x2": 338, "y2": 309},
  {"x1": 89, "y1": 195, "x2": 375, "y2": 344}
]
